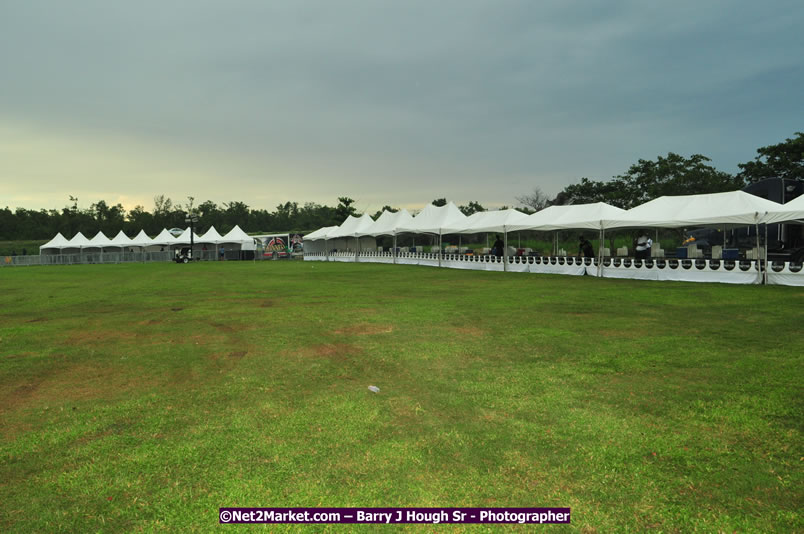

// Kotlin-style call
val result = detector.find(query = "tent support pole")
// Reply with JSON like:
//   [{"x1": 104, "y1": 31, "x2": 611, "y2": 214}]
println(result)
[
  {"x1": 393, "y1": 234, "x2": 397, "y2": 264},
  {"x1": 438, "y1": 233, "x2": 442, "y2": 268},
  {"x1": 755, "y1": 223, "x2": 761, "y2": 284},
  {"x1": 325, "y1": 239, "x2": 329, "y2": 262},
  {"x1": 764, "y1": 223, "x2": 768, "y2": 285},
  {"x1": 599, "y1": 228, "x2": 605, "y2": 277},
  {"x1": 503, "y1": 230, "x2": 508, "y2": 272}
]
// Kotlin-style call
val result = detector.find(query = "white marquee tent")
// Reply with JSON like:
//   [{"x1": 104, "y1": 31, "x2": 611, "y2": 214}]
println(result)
[
  {"x1": 328, "y1": 214, "x2": 375, "y2": 239},
  {"x1": 441, "y1": 209, "x2": 530, "y2": 270},
  {"x1": 151, "y1": 228, "x2": 179, "y2": 247},
  {"x1": 397, "y1": 202, "x2": 466, "y2": 235},
  {"x1": 86, "y1": 231, "x2": 113, "y2": 250},
  {"x1": 303, "y1": 226, "x2": 340, "y2": 256},
  {"x1": 601, "y1": 191, "x2": 782, "y2": 230},
  {"x1": 365, "y1": 209, "x2": 414, "y2": 236},
  {"x1": 363, "y1": 210, "x2": 414, "y2": 262},
  {"x1": 198, "y1": 226, "x2": 224, "y2": 244},
  {"x1": 304, "y1": 226, "x2": 339, "y2": 240},
  {"x1": 442, "y1": 208, "x2": 530, "y2": 234},
  {"x1": 761, "y1": 194, "x2": 804, "y2": 224},
  {"x1": 397, "y1": 202, "x2": 467, "y2": 266},
  {"x1": 327, "y1": 215, "x2": 376, "y2": 258},
  {"x1": 130, "y1": 230, "x2": 154, "y2": 249},
  {"x1": 108, "y1": 230, "x2": 134, "y2": 249},
  {"x1": 221, "y1": 225, "x2": 256, "y2": 250},
  {"x1": 506, "y1": 203, "x2": 626, "y2": 232},
  {"x1": 174, "y1": 227, "x2": 203, "y2": 245},
  {"x1": 39, "y1": 232, "x2": 70, "y2": 252},
  {"x1": 65, "y1": 232, "x2": 90, "y2": 251}
]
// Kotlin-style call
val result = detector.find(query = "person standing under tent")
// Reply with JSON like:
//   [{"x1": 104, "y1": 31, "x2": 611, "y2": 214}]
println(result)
[
  {"x1": 492, "y1": 235, "x2": 504, "y2": 258},
  {"x1": 578, "y1": 236, "x2": 595, "y2": 258},
  {"x1": 219, "y1": 246, "x2": 225, "y2": 260},
  {"x1": 635, "y1": 231, "x2": 652, "y2": 260}
]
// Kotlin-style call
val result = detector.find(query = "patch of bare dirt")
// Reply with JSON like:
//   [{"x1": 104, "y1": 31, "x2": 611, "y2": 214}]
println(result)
[
  {"x1": 292, "y1": 343, "x2": 362, "y2": 362},
  {"x1": 0, "y1": 363, "x2": 151, "y2": 416},
  {"x1": 451, "y1": 326, "x2": 486, "y2": 337},
  {"x1": 332, "y1": 324, "x2": 394, "y2": 336},
  {"x1": 65, "y1": 329, "x2": 140, "y2": 346}
]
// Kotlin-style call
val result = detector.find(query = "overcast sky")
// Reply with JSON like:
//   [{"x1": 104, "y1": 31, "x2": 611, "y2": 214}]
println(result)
[{"x1": 1, "y1": 0, "x2": 802, "y2": 214}]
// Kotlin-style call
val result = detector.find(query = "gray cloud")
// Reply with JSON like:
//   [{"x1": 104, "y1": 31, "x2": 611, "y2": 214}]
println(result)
[{"x1": 1, "y1": 0, "x2": 802, "y2": 212}]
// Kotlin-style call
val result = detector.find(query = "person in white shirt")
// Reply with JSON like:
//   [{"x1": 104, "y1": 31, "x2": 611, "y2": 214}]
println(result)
[{"x1": 635, "y1": 231, "x2": 653, "y2": 260}]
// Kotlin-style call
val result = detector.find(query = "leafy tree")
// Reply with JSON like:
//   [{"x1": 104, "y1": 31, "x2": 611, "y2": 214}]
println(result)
[
  {"x1": 152, "y1": 195, "x2": 174, "y2": 229},
  {"x1": 737, "y1": 132, "x2": 804, "y2": 183},
  {"x1": 222, "y1": 201, "x2": 250, "y2": 232},
  {"x1": 558, "y1": 153, "x2": 743, "y2": 209},
  {"x1": 90, "y1": 200, "x2": 126, "y2": 235},
  {"x1": 559, "y1": 177, "x2": 629, "y2": 207},
  {"x1": 127, "y1": 205, "x2": 154, "y2": 234},
  {"x1": 431, "y1": 198, "x2": 447, "y2": 207},
  {"x1": 335, "y1": 197, "x2": 357, "y2": 223},
  {"x1": 458, "y1": 201, "x2": 485, "y2": 216},
  {"x1": 372, "y1": 205, "x2": 399, "y2": 219},
  {"x1": 273, "y1": 201, "x2": 299, "y2": 231}
]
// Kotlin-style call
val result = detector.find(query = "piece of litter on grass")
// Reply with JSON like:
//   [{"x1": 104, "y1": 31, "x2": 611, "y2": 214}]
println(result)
[{"x1": 368, "y1": 386, "x2": 380, "y2": 393}]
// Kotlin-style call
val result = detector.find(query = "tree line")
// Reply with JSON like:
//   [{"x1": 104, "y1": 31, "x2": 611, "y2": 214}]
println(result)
[
  {"x1": 1, "y1": 132, "x2": 800, "y2": 241},
  {"x1": 518, "y1": 132, "x2": 803, "y2": 211}
]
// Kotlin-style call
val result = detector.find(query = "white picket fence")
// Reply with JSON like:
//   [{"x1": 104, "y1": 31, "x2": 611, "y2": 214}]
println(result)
[{"x1": 304, "y1": 251, "x2": 804, "y2": 286}]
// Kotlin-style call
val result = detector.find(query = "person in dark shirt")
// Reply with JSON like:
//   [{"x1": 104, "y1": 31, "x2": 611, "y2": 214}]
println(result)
[
  {"x1": 492, "y1": 235, "x2": 504, "y2": 258},
  {"x1": 578, "y1": 236, "x2": 595, "y2": 258}
]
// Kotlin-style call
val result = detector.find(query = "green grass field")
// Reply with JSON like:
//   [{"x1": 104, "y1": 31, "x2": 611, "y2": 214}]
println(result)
[{"x1": 1, "y1": 261, "x2": 801, "y2": 532}]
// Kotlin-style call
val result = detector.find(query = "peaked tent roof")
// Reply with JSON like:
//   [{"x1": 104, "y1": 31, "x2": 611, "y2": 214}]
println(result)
[
  {"x1": 507, "y1": 203, "x2": 626, "y2": 232},
  {"x1": 220, "y1": 225, "x2": 253, "y2": 243},
  {"x1": 546, "y1": 202, "x2": 627, "y2": 231},
  {"x1": 151, "y1": 228, "x2": 179, "y2": 246},
  {"x1": 40, "y1": 232, "x2": 71, "y2": 250},
  {"x1": 197, "y1": 226, "x2": 224, "y2": 244},
  {"x1": 329, "y1": 214, "x2": 375, "y2": 239},
  {"x1": 304, "y1": 226, "x2": 339, "y2": 241},
  {"x1": 442, "y1": 209, "x2": 530, "y2": 234},
  {"x1": 761, "y1": 194, "x2": 804, "y2": 224},
  {"x1": 86, "y1": 231, "x2": 113, "y2": 248},
  {"x1": 507, "y1": 205, "x2": 574, "y2": 232},
  {"x1": 396, "y1": 202, "x2": 467, "y2": 235},
  {"x1": 108, "y1": 230, "x2": 133, "y2": 247},
  {"x1": 173, "y1": 227, "x2": 203, "y2": 244},
  {"x1": 364, "y1": 209, "x2": 414, "y2": 236},
  {"x1": 130, "y1": 230, "x2": 153, "y2": 247},
  {"x1": 66, "y1": 232, "x2": 91, "y2": 248},
  {"x1": 602, "y1": 191, "x2": 783, "y2": 230}
]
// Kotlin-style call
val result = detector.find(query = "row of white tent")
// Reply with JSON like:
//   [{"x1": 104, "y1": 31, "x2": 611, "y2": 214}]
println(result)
[
  {"x1": 305, "y1": 191, "x2": 804, "y2": 246},
  {"x1": 40, "y1": 225, "x2": 255, "y2": 252}
]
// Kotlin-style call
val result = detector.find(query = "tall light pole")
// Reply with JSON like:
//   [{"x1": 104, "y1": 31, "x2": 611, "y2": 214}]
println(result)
[{"x1": 185, "y1": 213, "x2": 199, "y2": 259}]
